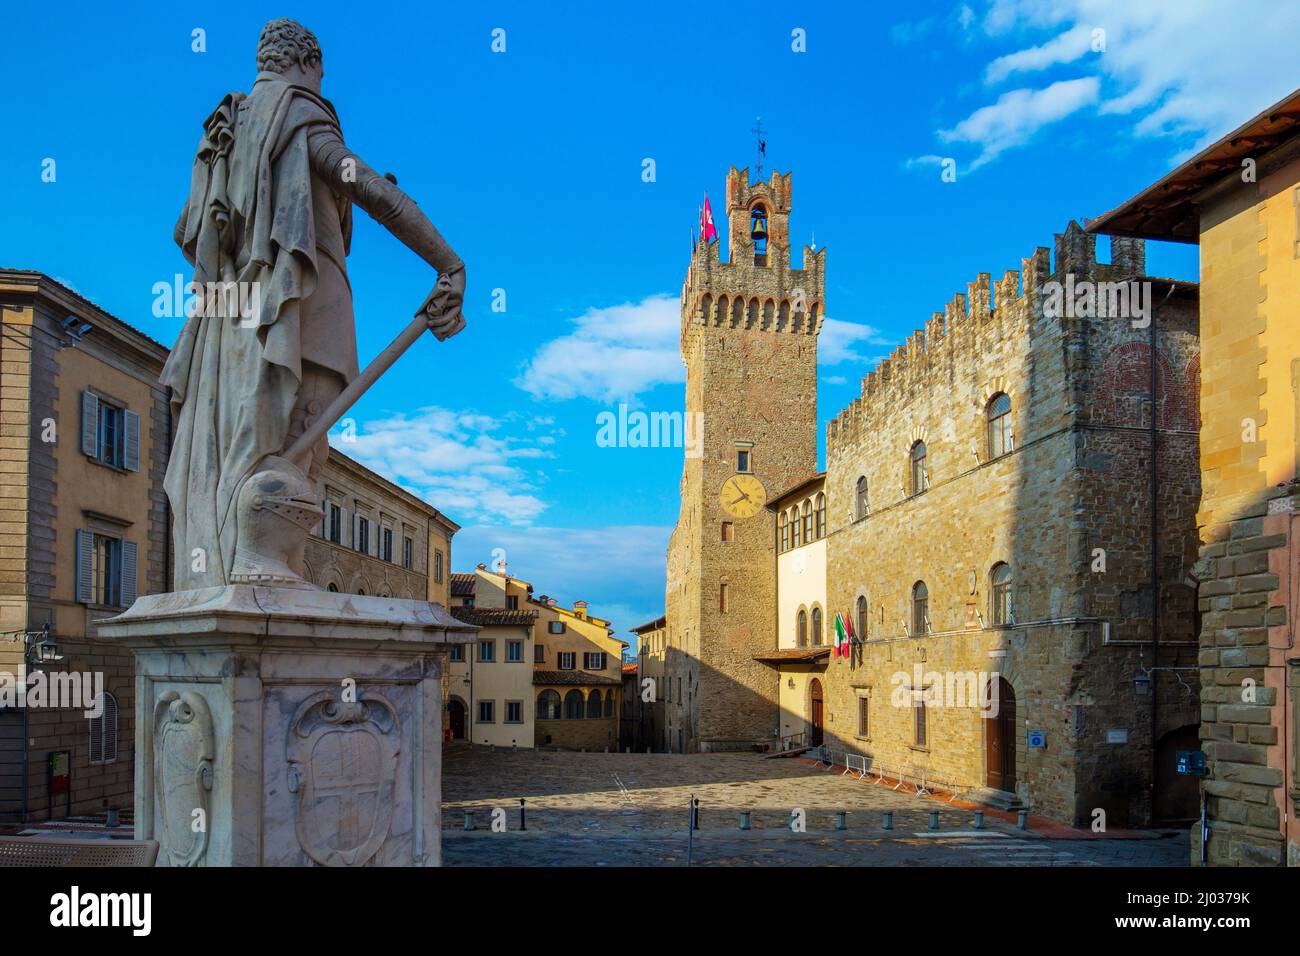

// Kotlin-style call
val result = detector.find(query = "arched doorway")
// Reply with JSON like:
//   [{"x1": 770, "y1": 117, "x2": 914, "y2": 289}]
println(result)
[
  {"x1": 809, "y1": 679, "x2": 824, "y2": 746},
  {"x1": 1154, "y1": 724, "x2": 1200, "y2": 822},
  {"x1": 447, "y1": 697, "x2": 467, "y2": 741},
  {"x1": 984, "y1": 677, "x2": 1016, "y2": 792}
]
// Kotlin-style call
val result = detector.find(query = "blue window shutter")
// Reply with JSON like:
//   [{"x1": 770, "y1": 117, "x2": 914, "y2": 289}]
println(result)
[
  {"x1": 123, "y1": 409, "x2": 140, "y2": 471},
  {"x1": 80, "y1": 391, "x2": 99, "y2": 458},
  {"x1": 75, "y1": 529, "x2": 94, "y2": 604},
  {"x1": 120, "y1": 540, "x2": 137, "y2": 607}
]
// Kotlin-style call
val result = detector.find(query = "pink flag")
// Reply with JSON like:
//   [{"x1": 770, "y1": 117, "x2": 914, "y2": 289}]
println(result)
[{"x1": 701, "y1": 192, "x2": 718, "y2": 243}]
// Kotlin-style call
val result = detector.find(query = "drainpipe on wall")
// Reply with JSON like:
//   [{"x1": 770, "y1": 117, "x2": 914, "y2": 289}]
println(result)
[{"x1": 1149, "y1": 283, "x2": 1176, "y2": 821}]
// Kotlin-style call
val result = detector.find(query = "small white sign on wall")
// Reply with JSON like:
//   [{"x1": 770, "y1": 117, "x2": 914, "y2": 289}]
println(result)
[{"x1": 1106, "y1": 728, "x2": 1129, "y2": 745}]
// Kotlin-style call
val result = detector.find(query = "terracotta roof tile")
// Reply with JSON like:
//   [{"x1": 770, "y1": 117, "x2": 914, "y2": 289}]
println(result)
[
  {"x1": 449, "y1": 606, "x2": 536, "y2": 627},
  {"x1": 532, "y1": 670, "x2": 622, "y2": 687}
]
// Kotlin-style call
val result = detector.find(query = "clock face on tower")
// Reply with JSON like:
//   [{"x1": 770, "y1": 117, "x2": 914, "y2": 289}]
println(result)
[{"x1": 719, "y1": 474, "x2": 767, "y2": 519}]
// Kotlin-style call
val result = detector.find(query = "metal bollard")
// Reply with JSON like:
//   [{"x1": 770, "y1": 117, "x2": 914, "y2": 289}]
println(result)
[
  {"x1": 882, "y1": 811, "x2": 893, "y2": 830},
  {"x1": 463, "y1": 810, "x2": 474, "y2": 831},
  {"x1": 973, "y1": 810, "x2": 985, "y2": 830},
  {"x1": 739, "y1": 810, "x2": 751, "y2": 830},
  {"x1": 928, "y1": 811, "x2": 939, "y2": 830},
  {"x1": 1018, "y1": 810, "x2": 1028, "y2": 830},
  {"x1": 519, "y1": 798, "x2": 526, "y2": 832},
  {"x1": 835, "y1": 811, "x2": 846, "y2": 831},
  {"x1": 692, "y1": 797, "x2": 701, "y2": 830}
]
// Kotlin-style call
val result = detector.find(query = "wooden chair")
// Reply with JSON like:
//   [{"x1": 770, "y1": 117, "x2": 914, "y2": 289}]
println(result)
[{"x1": 0, "y1": 835, "x2": 159, "y2": 867}]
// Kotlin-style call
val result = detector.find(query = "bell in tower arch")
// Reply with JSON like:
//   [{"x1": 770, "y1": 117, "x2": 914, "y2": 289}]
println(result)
[{"x1": 750, "y1": 205, "x2": 768, "y2": 243}]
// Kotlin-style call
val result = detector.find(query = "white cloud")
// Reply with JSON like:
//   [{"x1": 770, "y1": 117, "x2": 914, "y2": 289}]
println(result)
[
  {"x1": 905, "y1": 154, "x2": 949, "y2": 170},
  {"x1": 452, "y1": 523, "x2": 672, "y2": 636},
  {"x1": 984, "y1": 24, "x2": 1094, "y2": 84},
  {"x1": 515, "y1": 294, "x2": 683, "y2": 402},
  {"x1": 331, "y1": 406, "x2": 558, "y2": 525},
  {"x1": 891, "y1": 17, "x2": 937, "y2": 45},
  {"x1": 819, "y1": 317, "x2": 892, "y2": 366},
  {"x1": 950, "y1": 1, "x2": 1300, "y2": 166},
  {"x1": 939, "y1": 77, "x2": 1100, "y2": 170}
]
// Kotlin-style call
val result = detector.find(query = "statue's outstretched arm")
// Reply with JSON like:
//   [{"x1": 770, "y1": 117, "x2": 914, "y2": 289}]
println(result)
[{"x1": 307, "y1": 126, "x2": 463, "y2": 277}]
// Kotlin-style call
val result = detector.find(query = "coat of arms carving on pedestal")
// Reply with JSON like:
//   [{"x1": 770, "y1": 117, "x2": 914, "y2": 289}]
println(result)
[
  {"x1": 155, "y1": 690, "x2": 215, "y2": 867},
  {"x1": 286, "y1": 691, "x2": 401, "y2": 867}
]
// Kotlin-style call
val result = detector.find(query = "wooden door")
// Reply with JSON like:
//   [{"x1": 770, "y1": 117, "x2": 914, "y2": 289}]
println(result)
[
  {"x1": 448, "y1": 698, "x2": 466, "y2": 740},
  {"x1": 985, "y1": 677, "x2": 1016, "y2": 792},
  {"x1": 810, "y1": 679, "x2": 824, "y2": 746}
]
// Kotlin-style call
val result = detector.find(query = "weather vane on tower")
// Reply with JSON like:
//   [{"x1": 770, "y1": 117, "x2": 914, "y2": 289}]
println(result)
[{"x1": 751, "y1": 117, "x2": 767, "y2": 180}]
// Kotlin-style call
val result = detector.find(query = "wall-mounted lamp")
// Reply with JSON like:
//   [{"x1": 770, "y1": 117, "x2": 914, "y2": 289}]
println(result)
[
  {"x1": 25, "y1": 623, "x2": 63, "y2": 670},
  {"x1": 58, "y1": 315, "x2": 93, "y2": 350}
]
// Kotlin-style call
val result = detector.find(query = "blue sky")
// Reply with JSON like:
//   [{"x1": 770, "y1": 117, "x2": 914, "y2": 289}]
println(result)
[{"x1": 3, "y1": 1, "x2": 1296, "y2": 649}]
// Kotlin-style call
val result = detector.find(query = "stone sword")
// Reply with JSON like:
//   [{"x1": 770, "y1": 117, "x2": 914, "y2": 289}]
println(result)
[{"x1": 283, "y1": 274, "x2": 464, "y2": 465}]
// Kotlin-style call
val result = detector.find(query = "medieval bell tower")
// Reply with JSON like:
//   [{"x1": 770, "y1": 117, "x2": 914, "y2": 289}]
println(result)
[{"x1": 663, "y1": 166, "x2": 824, "y2": 752}]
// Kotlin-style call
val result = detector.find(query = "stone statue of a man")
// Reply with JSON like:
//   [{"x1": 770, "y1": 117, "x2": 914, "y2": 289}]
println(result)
[{"x1": 162, "y1": 18, "x2": 465, "y2": 590}]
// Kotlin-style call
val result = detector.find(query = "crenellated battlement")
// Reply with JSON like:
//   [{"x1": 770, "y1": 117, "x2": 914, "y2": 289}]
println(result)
[
  {"x1": 681, "y1": 166, "x2": 826, "y2": 343},
  {"x1": 827, "y1": 224, "x2": 1147, "y2": 451}
]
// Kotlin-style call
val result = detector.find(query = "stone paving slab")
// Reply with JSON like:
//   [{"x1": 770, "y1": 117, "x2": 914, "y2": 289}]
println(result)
[{"x1": 440, "y1": 748, "x2": 1189, "y2": 866}]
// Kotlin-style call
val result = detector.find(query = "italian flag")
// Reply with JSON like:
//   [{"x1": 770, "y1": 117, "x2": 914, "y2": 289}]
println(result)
[{"x1": 833, "y1": 612, "x2": 855, "y2": 659}]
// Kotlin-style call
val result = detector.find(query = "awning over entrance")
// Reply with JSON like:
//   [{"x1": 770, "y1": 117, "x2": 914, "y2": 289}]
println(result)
[{"x1": 753, "y1": 647, "x2": 831, "y2": 666}]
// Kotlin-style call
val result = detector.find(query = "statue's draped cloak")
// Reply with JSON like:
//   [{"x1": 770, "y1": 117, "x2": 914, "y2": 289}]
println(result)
[{"x1": 161, "y1": 76, "x2": 355, "y2": 589}]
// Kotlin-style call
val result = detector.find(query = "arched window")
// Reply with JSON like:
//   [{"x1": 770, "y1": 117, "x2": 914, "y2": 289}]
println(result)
[
  {"x1": 811, "y1": 606, "x2": 823, "y2": 646},
  {"x1": 814, "y1": 494, "x2": 826, "y2": 539},
  {"x1": 910, "y1": 442, "x2": 928, "y2": 495},
  {"x1": 587, "y1": 690, "x2": 603, "y2": 718},
  {"x1": 790, "y1": 507, "x2": 801, "y2": 548},
  {"x1": 779, "y1": 512, "x2": 788, "y2": 552},
  {"x1": 991, "y1": 563, "x2": 1013, "y2": 626},
  {"x1": 327, "y1": 582, "x2": 339, "y2": 592},
  {"x1": 797, "y1": 609, "x2": 808, "y2": 647},
  {"x1": 801, "y1": 499, "x2": 813, "y2": 542},
  {"x1": 855, "y1": 476, "x2": 869, "y2": 519},
  {"x1": 536, "y1": 689, "x2": 561, "y2": 720},
  {"x1": 912, "y1": 581, "x2": 929, "y2": 635},
  {"x1": 856, "y1": 595, "x2": 869, "y2": 641},
  {"x1": 604, "y1": 692, "x2": 615, "y2": 717},
  {"x1": 88, "y1": 692, "x2": 118, "y2": 765},
  {"x1": 563, "y1": 689, "x2": 585, "y2": 720},
  {"x1": 987, "y1": 393, "x2": 1013, "y2": 459}
]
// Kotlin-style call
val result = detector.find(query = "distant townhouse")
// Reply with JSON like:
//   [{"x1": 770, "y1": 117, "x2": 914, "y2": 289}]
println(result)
[
  {"x1": 0, "y1": 270, "x2": 170, "y2": 822},
  {"x1": 448, "y1": 565, "x2": 625, "y2": 750}
]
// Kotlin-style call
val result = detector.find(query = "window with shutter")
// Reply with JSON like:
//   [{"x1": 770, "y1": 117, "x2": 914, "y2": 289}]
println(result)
[
  {"x1": 89, "y1": 692, "x2": 118, "y2": 765},
  {"x1": 120, "y1": 540, "x2": 137, "y2": 608},
  {"x1": 123, "y1": 409, "x2": 140, "y2": 471},
  {"x1": 80, "y1": 391, "x2": 99, "y2": 457},
  {"x1": 75, "y1": 529, "x2": 94, "y2": 604}
]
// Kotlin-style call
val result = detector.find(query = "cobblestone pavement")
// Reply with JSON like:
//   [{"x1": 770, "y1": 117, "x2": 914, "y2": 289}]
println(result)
[{"x1": 441, "y1": 748, "x2": 1189, "y2": 867}]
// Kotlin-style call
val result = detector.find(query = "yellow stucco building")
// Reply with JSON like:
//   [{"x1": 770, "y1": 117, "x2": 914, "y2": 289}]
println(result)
[
  {"x1": 449, "y1": 565, "x2": 624, "y2": 750},
  {"x1": 1090, "y1": 87, "x2": 1300, "y2": 865}
]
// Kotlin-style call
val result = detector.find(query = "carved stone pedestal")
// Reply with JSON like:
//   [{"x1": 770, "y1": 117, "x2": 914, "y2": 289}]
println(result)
[{"x1": 98, "y1": 585, "x2": 476, "y2": 867}]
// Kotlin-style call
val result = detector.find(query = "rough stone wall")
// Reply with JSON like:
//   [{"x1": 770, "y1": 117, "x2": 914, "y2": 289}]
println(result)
[
  {"x1": 820, "y1": 227, "x2": 1201, "y2": 825},
  {"x1": 535, "y1": 714, "x2": 619, "y2": 751},
  {"x1": 665, "y1": 167, "x2": 822, "y2": 751}
]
